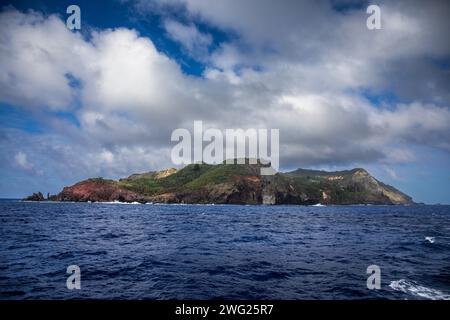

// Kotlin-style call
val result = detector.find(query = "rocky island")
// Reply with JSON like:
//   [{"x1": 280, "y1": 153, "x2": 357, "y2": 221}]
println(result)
[{"x1": 24, "y1": 161, "x2": 413, "y2": 205}]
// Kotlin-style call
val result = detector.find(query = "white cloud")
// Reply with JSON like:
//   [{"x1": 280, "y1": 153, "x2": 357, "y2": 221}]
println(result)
[
  {"x1": 0, "y1": 9, "x2": 90, "y2": 110},
  {"x1": 153, "y1": 0, "x2": 450, "y2": 102},
  {"x1": 383, "y1": 165, "x2": 399, "y2": 181},
  {"x1": 14, "y1": 151, "x2": 31, "y2": 170},
  {"x1": 13, "y1": 151, "x2": 43, "y2": 175},
  {"x1": 0, "y1": 3, "x2": 449, "y2": 185},
  {"x1": 163, "y1": 19, "x2": 212, "y2": 58}
]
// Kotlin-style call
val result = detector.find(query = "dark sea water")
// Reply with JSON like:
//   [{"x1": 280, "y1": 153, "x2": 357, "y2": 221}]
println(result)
[{"x1": 1, "y1": 200, "x2": 450, "y2": 300}]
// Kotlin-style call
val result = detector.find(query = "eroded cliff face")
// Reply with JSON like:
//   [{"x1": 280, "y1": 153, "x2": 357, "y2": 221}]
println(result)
[
  {"x1": 51, "y1": 179, "x2": 151, "y2": 203},
  {"x1": 283, "y1": 168, "x2": 413, "y2": 205},
  {"x1": 347, "y1": 169, "x2": 412, "y2": 205},
  {"x1": 26, "y1": 163, "x2": 413, "y2": 205}
]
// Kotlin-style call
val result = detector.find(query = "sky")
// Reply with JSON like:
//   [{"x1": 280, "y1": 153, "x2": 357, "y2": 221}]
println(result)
[{"x1": 0, "y1": 0, "x2": 449, "y2": 204}]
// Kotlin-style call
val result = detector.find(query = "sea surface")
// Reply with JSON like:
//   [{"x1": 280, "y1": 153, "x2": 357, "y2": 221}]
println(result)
[{"x1": 1, "y1": 200, "x2": 450, "y2": 300}]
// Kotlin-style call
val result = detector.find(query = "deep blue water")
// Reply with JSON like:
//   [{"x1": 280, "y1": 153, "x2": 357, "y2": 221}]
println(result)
[{"x1": 1, "y1": 200, "x2": 450, "y2": 300}]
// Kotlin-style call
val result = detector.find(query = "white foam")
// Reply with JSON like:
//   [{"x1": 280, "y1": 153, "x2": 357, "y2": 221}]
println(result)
[
  {"x1": 96, "y1": 200, "x2": 142, "y2": 205},
  {"x1": 312, "y1": 203, "x2": 325, "y2": 207},
  {"x1": 389, "y1": 279, "x2": 450, "y2": 300},
  {"x1": 425, "y1": 236, "x2": 435, "y2": 243}
]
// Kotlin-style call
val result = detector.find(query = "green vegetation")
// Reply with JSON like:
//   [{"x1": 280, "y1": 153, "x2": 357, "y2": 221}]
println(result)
[
  {"x1": 118, "y1": 177, "x2": 164, "y2": 196},
  {"x1": 97, "y1": 162, "x2": 411, "y2": 204},
  {"x1": 86, "y1": 177, "x2": 114, "y2": 184},
  {"x1": 117, "y1": 163, "x2": 260, "y2": 195},
  {"x1": 185, "y1": 163, "x2": 252, "y2": 189},
  {"x1": 117, "y1": 163, "x2": 214, "y2": 195}
]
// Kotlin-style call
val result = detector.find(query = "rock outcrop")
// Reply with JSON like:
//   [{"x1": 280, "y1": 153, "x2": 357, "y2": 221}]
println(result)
[{"x1": 23, "y1": 192, "x2": 45, "y2": 201}]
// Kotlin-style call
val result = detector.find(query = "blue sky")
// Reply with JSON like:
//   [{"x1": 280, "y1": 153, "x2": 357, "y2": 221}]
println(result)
[{"x1": 0, "y1": 0, "x2": 449, "y2": 204}]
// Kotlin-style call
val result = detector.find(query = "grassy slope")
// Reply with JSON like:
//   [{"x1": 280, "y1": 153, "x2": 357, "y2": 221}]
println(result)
[
  {"x1": 118, "y1": 163, "x2": 215, "y2": 195},
  {"x1": 117, "y1": 163, "x2": 260, "y2": 195}
]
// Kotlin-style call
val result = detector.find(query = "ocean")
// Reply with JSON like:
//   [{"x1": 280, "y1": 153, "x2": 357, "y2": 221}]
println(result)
[{"x1": 1, "y1": 200, "x2": 449, "y2": 300}]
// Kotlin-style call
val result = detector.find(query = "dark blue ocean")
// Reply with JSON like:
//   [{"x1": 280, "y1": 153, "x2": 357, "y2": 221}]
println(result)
[{"x1": 1, "y1": 200, "x2": 450, "y2": 300}]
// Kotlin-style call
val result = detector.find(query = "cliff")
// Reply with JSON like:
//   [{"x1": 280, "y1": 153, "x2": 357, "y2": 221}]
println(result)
[{"x1": 26, "y1": 162, "x2": 413, "y2": 205}]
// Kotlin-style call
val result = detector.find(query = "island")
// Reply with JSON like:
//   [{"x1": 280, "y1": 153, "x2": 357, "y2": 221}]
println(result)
[{"x1": 24, "y1": 161, "x2": 413, "y2": 205}]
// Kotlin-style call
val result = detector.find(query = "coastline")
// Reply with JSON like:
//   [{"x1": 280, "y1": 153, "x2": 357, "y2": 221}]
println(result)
[{"x1": 15, "y1": 199, "x2": 433, "y2": 206}]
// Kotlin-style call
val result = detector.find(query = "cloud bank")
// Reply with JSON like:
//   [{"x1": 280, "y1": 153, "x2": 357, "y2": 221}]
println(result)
[{"x1": 0, "y1": 1, "x2": 449, "y2": 199}]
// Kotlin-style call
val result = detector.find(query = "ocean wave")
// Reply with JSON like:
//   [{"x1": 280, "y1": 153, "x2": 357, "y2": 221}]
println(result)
[
  {"x1": 389, "y1": 279, "x2": 450, "y2": 300},
  {"x1": 425, "y1": 236, "x2": 435, "y2": 243},
  {"x1": 96, "y1": 200, "x2": 142, "y2": 205}
]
